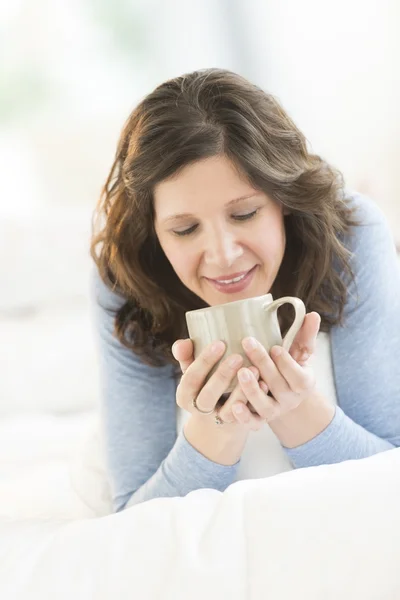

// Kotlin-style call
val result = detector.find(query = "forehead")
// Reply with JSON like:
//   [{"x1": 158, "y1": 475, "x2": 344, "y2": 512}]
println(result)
[{"x1": 153, "y1": 156, "x2": 256, "y2": 215}]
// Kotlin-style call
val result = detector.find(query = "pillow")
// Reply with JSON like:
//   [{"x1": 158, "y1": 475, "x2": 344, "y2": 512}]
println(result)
[{"x1": 1, "y1": 448, "x2": 399, "y2": 600}]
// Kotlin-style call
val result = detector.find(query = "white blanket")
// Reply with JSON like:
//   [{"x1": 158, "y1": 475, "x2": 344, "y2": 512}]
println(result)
[{"x1": 1, "y1": 448, "x2": 399, "y2": 600}]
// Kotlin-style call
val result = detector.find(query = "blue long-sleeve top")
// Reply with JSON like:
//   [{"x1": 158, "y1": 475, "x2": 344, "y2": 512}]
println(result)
[{"x1": 91, "y1": 192, "x2": 400, "y2": 511}]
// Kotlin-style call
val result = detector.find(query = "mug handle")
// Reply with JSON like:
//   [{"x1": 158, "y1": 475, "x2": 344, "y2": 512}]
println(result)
[{"x1": 263, "y1": 297, "x2": 306, "y2": 351}]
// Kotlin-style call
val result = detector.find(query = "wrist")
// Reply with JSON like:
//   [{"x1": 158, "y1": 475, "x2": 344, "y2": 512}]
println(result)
[
  {"x1": 184, "y1": 415, "x2": 246, "y2": 466},
  {"x1": 269, "y1": 391, "x2": 335, "y2": 449}
]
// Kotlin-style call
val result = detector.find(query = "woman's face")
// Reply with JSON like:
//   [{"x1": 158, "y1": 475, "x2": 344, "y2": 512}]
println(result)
[{"x1": 154, "y1": 155, "x2": 286, "y2": 306}]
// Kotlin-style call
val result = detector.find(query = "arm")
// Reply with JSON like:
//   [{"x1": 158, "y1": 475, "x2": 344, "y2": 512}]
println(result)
[
  {"x1": 91, "y1": 268, "x2": 238, "y2": 511},
  {"x1": 283, "y1": 192, "x2": 400, "y2": 467}
]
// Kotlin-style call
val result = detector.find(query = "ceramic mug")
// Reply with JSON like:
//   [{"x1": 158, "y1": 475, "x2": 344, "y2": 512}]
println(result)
[{"x1": 185, "y1": 294, "x2": 306, "y2": 393}]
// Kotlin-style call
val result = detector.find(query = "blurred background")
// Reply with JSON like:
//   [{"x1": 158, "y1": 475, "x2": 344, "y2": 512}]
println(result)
[{"x1": 1, "y1": 1, "x2": 399, "y2": 496}]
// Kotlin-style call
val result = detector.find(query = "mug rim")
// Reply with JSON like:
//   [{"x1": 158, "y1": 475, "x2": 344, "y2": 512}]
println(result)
[{"x1": 185, "y1": 293, "x2": 273, "y2": 317}]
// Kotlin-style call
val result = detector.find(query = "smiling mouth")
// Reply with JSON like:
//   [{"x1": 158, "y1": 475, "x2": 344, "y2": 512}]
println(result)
[
  {"x1": 206, "y1": 267, "x2": 255, "y2": 284},
  {"x1": 205, "y1": 265, "x2": 258, "y2": 293}
]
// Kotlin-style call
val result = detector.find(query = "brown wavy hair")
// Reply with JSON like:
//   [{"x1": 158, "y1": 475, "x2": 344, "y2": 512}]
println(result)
[{"x1": 90, "y1": 68, "x2": 358, "y2": 368}]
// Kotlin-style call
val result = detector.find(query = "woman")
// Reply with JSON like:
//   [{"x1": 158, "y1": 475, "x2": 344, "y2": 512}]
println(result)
[{"x1": 91, "y1": 68, "x2": 400, "y2": 512}]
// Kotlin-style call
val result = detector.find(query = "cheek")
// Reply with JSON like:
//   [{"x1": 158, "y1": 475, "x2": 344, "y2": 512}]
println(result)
[
  {"x1": 252, "y1": 216, "x2": 286, "y2": 263},
  {"x1": 270, "y1": 225, "x2": 286, "y2": 259},
  {"x1": 159, "y1": 239, "x2": 196, "y2": 281}
]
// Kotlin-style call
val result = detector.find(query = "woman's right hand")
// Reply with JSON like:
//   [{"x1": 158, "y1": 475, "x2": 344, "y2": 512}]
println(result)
[{"x1": 172, "y1": 339, "x2": 265, "y2": 466}]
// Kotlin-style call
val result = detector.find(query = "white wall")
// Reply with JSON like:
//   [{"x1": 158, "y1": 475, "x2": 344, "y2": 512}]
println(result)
[{"x1": 237, "y1": 0, "x2": 400, "y2": 241}]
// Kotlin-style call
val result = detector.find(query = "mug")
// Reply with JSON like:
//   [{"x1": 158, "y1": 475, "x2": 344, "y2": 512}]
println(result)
[{"x1": 185, "y1": 294, "x2": 306, "y2": 393}]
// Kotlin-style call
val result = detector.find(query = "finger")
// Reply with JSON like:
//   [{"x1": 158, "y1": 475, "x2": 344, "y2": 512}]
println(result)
[
  {"x1": 289, "y1": 312, "x2": 321, "y2": 364},
  {"x1": 194, "y1": 352, "x2": 244, "y2": 414},
  {"x1": 172, "y1": 339, "x2": 195, "y2": 374},
  {"x1": 290, "y1": 312, "x2": 320, "y2": 361},
  {"x1": 218, "y1": 366, "x2": 259, "y2": 422},
  {"x1": 242, "y1": 337, "x2": 291, "y2": 399},
  {"x1": 231, "y1": 402, "x2": 265, "y2": 431},
  {"x1": 175, "y1": 340, "x2": 225, "y2": 409},
  {"x1": 235, "y1": 367, "x2": 279, "y2": 421},
  {"x1": 270, "y1": 346, "x2": 316, "y2": 396}
]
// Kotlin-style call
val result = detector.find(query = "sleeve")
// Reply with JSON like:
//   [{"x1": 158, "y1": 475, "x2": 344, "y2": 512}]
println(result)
[
  {"x1": 91, "y1": 267, "x2": 238, "y2": 511},
  {"x1": 285, "y1": 192, "x2": 400, "y2": 467}
]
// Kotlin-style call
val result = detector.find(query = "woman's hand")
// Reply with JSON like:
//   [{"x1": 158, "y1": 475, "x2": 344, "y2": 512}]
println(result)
[
  {"x1": 172, "y1": 340, "x2": 265, "y2": 466},
  {"x1": 218, "y1": 312, "x2": 321, "y2": 425}
]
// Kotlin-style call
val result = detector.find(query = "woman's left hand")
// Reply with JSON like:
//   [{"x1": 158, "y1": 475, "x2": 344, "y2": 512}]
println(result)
[{"x1": 218, "y1": 312, "x2": 321, "y2": 425}]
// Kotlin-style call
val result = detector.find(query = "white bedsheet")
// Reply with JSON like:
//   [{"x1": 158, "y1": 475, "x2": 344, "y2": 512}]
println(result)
[{"x1": 1, "y1": 448, "x2": 399, "y2": 600}]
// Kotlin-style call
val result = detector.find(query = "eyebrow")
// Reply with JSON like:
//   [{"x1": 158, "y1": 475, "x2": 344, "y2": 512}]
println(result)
[{"x1": 161, "y1": 193, "x2": 260, "y2": 224}]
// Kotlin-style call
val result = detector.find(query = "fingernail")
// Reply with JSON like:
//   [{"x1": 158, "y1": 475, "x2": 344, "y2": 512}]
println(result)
[
  {"x1": 208, "y1": 341, "x2": 223, "y2": 354},
  {"x1": 227, "y1": 355, "x2": 242, "y2": 368},
  {"x1": 242, "y1": 337, "x2": 258, "y2": 351},
  {"x1": 271, "y1": 346, "x2": 282, "y2": 358},
  {"x1": 233, "y1": 403, "x2": 244, "y2": 414},
  {"x1": 238, "y1": 368, "x2": 251, "y2": 382}
]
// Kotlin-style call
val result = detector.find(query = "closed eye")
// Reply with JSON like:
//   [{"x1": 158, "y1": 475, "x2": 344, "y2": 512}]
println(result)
[
  {"x1": 172, "y1": 209, "x2": 259, "y2": 237},
  {"x1": 233, "y1": 209, "x2": 259, "y2": 222}
]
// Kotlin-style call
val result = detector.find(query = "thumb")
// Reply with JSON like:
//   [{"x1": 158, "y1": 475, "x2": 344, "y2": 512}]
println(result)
[
  {"x1": 289, "y1": 312, "x2": 321, "y2": 363},
  {"x1": 172, "y1": 338, "x2": 194, "y2": 373}
]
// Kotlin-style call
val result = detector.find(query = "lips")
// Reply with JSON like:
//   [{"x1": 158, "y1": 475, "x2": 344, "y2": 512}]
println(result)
[
  {"x1": 205, "y1": 265, "x2": 258, "y2": 294},
  {"x1": 207, "y1": 269, "x2": 254, "y2": 283}
]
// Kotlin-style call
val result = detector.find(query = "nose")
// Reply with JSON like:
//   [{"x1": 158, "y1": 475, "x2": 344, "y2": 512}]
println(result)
[{"x1": 203, "y1": 226, "x2": 243, "y2": 269}]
